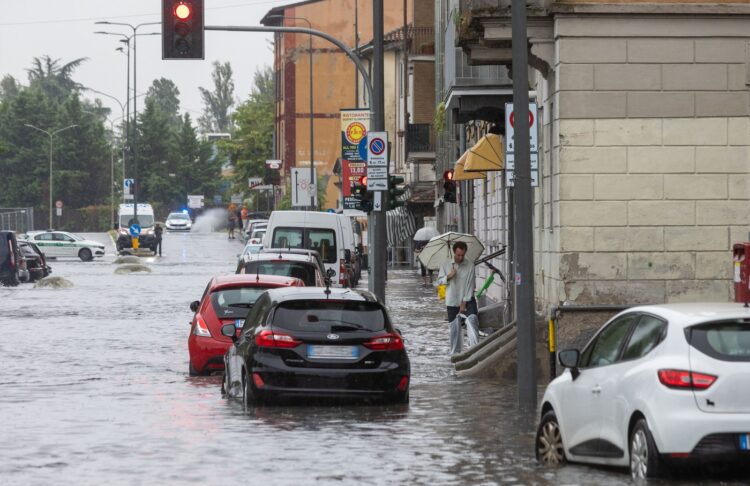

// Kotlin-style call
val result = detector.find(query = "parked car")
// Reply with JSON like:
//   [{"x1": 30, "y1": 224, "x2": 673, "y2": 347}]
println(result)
[
  {"x1": 536, "y1": 303, "x2": 750, "y2": 480},
  {"x1": 1, "y1": 231, "x2": 25, "y2": 286},
  {"x1": 222, "y1": 287, "x2": 410, "y2": 405},
  {"x1": 19, "y1": 240, "x2": 50, "y2": 281},
  {"x1": 235, "y1": 249, "x2": 327, "y2": 287},
  {"x1": 188, "y1": 274, "x2": 306, "y2": 376},
  {"x1": 248, "y1": 227, "x2": 266, "y2": 245},
  {"x1": 165, "y1": 211, "x2": 192, "y2": 231},
  {"x1": 242, "y1": 219, "x2": 267, "y2": 241},
  {"x1": 21, "y1": 230, "x2": 105, "y2": 261}
]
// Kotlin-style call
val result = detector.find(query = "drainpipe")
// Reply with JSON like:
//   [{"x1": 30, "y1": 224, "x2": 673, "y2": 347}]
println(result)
[{"x1": 547, "y1": 304, "x2": 641, "y2": 380}]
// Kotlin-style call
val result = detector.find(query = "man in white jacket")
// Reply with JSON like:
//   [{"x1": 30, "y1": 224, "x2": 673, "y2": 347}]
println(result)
[{"x1": 437, "y1": 241, "x2": 480, "y2": 355}]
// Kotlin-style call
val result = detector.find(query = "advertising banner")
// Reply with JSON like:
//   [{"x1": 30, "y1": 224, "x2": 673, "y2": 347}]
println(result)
[{"x1": 341, "y1": 109, "x2": 371, "y2": 209}]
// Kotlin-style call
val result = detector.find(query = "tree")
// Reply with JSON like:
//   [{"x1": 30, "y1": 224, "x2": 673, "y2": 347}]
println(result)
[
  {"x1": 174, "y1": 113, "x2": 221, "y2": 202},
  {"x1": 0, "y1": 75, "x2": 20, "y2": 102},
  {"x1": 219, "y1": 66, "x2": 273, "y2": 196},
  {"x1": 198, "y1": 61, "x2": 235, "y2": 133},
  {"x1": 136, "y1": 96, "x2": 178, "y2": 205},
  {"x1": 146, "y1": 78, "x2": 182, "y2": 129},
  {"x1": 26, "y1": 55, "x2": 88, "y2": 103}
]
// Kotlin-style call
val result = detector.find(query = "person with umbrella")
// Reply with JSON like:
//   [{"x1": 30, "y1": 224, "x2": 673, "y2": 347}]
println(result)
[
  {"x1": 436, "y1": 241, "x2": 480, "y2": 355},
  {"x1": 413, "y1": 226, "x2": 438, "y2": 285}
]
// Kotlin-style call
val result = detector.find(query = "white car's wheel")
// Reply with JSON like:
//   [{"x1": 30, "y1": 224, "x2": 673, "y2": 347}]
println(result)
[
  {"x1": 630, "y1": 418, "x2": 662, "y2": 480},
  {"x1": 536, "y1": 410, "x2": 566, "y2": 465},
  {"x1": 78, "y1": 248, "x2": 93, "y2": 262}
]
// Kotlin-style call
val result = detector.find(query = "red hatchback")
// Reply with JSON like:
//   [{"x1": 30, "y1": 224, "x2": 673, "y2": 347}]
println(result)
[{"x1": 188, "y1": 274, "x2": 305, "y2": 376}]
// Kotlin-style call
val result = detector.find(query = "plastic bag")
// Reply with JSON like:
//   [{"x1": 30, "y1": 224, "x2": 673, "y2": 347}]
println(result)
[{"x1": 437, "y1": 283, "x2": 446, "y2": 300}]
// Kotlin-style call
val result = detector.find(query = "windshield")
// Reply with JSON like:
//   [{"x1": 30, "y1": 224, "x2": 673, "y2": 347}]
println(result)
[
  {"x1": 272, "y1": 227, "x2": 337, "y2": 263},
  {"x1": 119, "y1": 214, "x2": 155, "y2": 228},
  {"x1": 210, "y1": 287, "x2": 271, "y2": 319},
  {"x1": 272, "y1": 300, "x2": 387, "y2": 332},
  {"x1": 243, "y1": 261, "x2": 315, "y2": 286},
  {"x1": 168, "y1": 213, "x2": 190, "y2": 220}
]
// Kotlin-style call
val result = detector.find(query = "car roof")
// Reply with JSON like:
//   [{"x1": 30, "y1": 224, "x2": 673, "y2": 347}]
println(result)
[
  {"x1": 244, "y1": 251, "x2": 318, "y2": 263},
  {"x1": 264, "y1": 287, "x2": 380, "y2": 305},
  {"x1": 618, "y1": 303, "x2": 750, "y2": 327},
  {"x1": 209, "y1": 274, "x2": 304, "y2": 291}
]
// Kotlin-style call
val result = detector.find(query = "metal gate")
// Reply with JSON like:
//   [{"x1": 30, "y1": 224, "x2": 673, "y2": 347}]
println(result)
[{"x1": 0, "y1": 207, "x2": 35, "y2": 233}]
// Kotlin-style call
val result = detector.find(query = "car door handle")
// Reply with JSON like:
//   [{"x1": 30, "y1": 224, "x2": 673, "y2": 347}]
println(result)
[{"x1": 591, "y1": 385, "x2": 602, "y2": 394}]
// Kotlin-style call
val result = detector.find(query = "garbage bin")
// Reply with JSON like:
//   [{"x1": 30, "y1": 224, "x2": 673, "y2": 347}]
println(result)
[{"x1": 732, "y1": 242, "x2": 750, "y2": 303}]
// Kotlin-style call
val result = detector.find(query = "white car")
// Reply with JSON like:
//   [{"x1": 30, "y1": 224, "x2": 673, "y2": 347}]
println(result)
[
  {"x1": 165, "y1": 212, "x2": 192, "y2": 231},
  {"x1": 22, "y1": 230, "x2": 106, "y2": 261},
  {"x1": 536, "y1": 303, "x2": 750, "y2": 480}
]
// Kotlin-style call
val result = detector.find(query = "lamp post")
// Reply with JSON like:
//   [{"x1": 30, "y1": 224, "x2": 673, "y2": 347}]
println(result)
[
  {"x1": 268, "y1": 14, "x2": 315, "y2": 210},
  {"x1": 24, "y1": 124, "x2": 78, "y2": 229},
  {"x1": 94, "y1": 21, "x2": 159, "y2": 226}
]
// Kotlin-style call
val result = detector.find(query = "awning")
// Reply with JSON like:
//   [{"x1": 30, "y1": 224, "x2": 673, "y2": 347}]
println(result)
[
  {"x1": 387, "y1": 186, "x2": 418, "y2": 246},
  {"x1": 454, "y1": 152, "x2": 486, "y2": 180},
  {"x1": 464, "y1": 133, "x2": 504, "y2": 172}
]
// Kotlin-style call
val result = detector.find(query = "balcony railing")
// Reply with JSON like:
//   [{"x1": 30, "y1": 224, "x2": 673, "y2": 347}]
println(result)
[
  {"x1": 407, "y1": 124, "x2": 435, "y2": 153},
  {"x1": 409, "y1": 26, "x2": 435, "y2": 55}
]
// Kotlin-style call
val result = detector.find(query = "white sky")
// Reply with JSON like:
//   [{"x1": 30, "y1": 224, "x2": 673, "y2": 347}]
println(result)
[{"x1": 0, "y1": 0, "x2": 284, "y2": 123}]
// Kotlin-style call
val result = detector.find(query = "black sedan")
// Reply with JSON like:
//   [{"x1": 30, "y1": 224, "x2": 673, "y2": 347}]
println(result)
[{"x1": 222, "y1": 287, "x2": 410, "y2": 405}]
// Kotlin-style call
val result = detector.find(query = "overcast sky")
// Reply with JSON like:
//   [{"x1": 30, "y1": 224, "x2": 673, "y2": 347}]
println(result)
[{"x1": 0, "y1": 0, "x2": 282, "y2": 124}]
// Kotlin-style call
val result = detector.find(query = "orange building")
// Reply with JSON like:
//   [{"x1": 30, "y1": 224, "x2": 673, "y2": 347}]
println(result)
[{"x1": 262, "y1": 0, "x2": 412, "y2": 209}]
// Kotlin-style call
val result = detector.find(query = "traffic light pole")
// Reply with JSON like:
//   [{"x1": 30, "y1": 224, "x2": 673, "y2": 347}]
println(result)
[{"x1": 368, "y1": 0, "x2": 387, "y2": 302}]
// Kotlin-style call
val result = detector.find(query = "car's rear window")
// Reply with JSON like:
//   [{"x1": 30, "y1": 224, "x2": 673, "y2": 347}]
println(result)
[
  {"x1": 243, "y1": 261, "x2": 315, "y2": 286},
  {"x1": 210, "y1": 287, "x2": 271, "y2": 319},
  {"x1": 272, "y1": 300, "x2": 387, "y2": 333},
  {"x1": 688, "y1": 321, "x2": 750, "y2": 362},
  {"x1": 272, "y1": 227, "x2": 337, "y2": 263}
]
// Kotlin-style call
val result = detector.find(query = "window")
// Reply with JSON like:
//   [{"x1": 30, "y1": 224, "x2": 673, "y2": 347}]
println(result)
[
  {"x1": 272, "y1": 227, "x2": 337, "y2": 263},
  {"x1": 243, "y1": 261, "x2": 316, "y2": 286},
  {"x1": 36, "y1": 233, "x2": 54, "y2": 241},
  {"x1": 271, "y1": 300, "x2": 388, "y2": 333},
  {"x1": 210, "y1": 287, "x2": 271, "y2": 319},
  {"x1": 242, "y1": 293, "x2": 271, "y2": 333},
  {"x1": 688, "y1": 321, "x2": 750, "y2": 362},
  {"x1": 622, "y1": 315, "x2": 667, "y2": 361},
  {"x1": 580, "y1": 315, "x2": 637, "y2": 368}
]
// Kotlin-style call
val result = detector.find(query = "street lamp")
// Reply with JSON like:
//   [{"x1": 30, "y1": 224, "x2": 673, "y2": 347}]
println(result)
[
  {"x1": 24, "y1": 124, "x2": 78, "y2": 229},
  {"x1": 95, "y1": 21, "x2": 159, "y2": 226},
  {"x1": 267, "y1": 14, "x2": 315, "y2": 210}
]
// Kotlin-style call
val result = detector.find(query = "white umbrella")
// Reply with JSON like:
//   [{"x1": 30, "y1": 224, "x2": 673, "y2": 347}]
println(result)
[
  {"x1": 413, "y1": 226, "x2": 439, "y2": 242},
  {"x1": 417, "y1": 232, "x2": 485, "y2": 270}
]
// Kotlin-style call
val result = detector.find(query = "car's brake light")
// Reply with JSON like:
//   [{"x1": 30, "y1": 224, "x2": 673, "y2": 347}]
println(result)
[
  {"x1": 255, "y1": 329, "x2": 301, "y2": 348},
  {"x1": 658, "y1": 369, "x2": 717, "y2": 390},
  {"x1": 363, "y1": 333, "x2": 404, "y2": 351},
  {"x1": 397, "y1": 376, "x2": 409, "y2": 391},
  {"x1": 193, "y1": 315, "x2": 211, "y2": 337}
]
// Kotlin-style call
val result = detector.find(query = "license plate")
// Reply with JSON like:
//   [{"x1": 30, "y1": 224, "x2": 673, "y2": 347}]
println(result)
[
  {"x1": 235, "y1": 319, "x2": 243, "y2": 329},
  {"x1": 307, "y1": 345, "x2": 358, "y2": 359},
  {"x1": 741, "y1": 434, "x2": 750, "y2": 450}
]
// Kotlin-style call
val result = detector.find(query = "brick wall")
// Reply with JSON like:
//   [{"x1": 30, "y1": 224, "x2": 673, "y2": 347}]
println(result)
[
  {"x1": 549, "y1": 16, "x2": 750, "y2": 305},
  {"x1": 412, "y1": 61, "x2": 435, "y2": 123}
]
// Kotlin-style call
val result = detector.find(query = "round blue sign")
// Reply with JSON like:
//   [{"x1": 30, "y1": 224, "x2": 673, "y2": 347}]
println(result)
[
  {"x1": 369, "y1": 138, "x2": 385, "y2": 156},
  {"x1": 129, "y1": 224, "x2": 142, "y2": 237},
  {"x1": 358, "y1": 138, "x2": 368, "y2": 161}
]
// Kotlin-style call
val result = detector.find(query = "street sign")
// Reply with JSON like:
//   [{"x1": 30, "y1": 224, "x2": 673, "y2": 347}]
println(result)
[
  {"x1": 367, "y1": 166, "x2": 387, "y2": 179},
  {"x1": 123, "y1": 178, "x2": 134, "y2": 195},
  {"x1": 187, "y1": 194, "x2": 204, "y2": 209},
  {"x1": 505, "y1": 102, "x2": 538, "y2": 153},
  {"x1": 505, "y1": 153, "x2": 539, "y2": 187},
  {"x1": 55, "y1": 200, "x2": 63, "y2": 209},
  {"x1": 129, "y1": 224, "x2": 142, "y2": 237},
  {"x1": 56, "y1": 208, "x2": 62, "y2": 217},
  {"x1": 367, "y1": 131, "x2": 388, "y2": 190},
  {"x1": 291, "y1": 167, "x2": 317, "y2": 207},
  {"x1": 367, "y1": 179, "x2": 388, "y2": 191},
  {"x1": 248, "y1": 177, "x2": 263, "y2": 188},
  {"x1": 373, "y1": 191, "x2": 383, "y2": 212},
  {"x1": 265, "y1": 159, "x2": 282, "y2": 170},
  {"x1": 358, "y1": 138, "x2": 368, "y2": 161}
]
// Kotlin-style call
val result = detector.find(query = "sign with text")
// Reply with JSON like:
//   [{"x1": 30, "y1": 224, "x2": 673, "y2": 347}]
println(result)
[
  {"x1": 341, "y1": 160, "x2": 367, "y2": 210},
  {"x1": 291, "y1": 167, "x2": 317, "y2": 208},
  {"x1": 366, "y1": 131, "x2": 389, "y2": 191},
  {"x1": 187, "y1": 194, "x2": 205, "y2": 209},
  {"x1": 504, "y1": 102, "x2": 538, "y2": 153},
  {"x1": 341, "y1": 109, "x2": 371, "y2": 163}
]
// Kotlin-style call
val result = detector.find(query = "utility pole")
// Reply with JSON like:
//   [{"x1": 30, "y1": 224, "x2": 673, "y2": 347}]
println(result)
[
  {"x1": 368, "y1": 0, "x2": 387, "y2": 302},
  {"x1": 511, "y1": 0, "x2": 537, "y2": 408}
]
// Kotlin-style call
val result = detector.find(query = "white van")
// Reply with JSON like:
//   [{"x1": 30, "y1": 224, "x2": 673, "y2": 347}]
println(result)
[
  {"x1": 116, "y1": 203, "x2": 157, "y2": 252},
  {"x1": 263, "y1": 211, "x2": 356, "y2": 287}
]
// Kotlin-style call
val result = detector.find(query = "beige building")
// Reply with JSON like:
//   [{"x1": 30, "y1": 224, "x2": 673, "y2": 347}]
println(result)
[{"x1": 449, "y1": 0, "x2": 750, "y2": 308}]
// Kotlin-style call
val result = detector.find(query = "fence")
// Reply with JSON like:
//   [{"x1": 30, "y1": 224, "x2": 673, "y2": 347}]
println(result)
[{"x1": 0, "y1": 207, "x2": 34, "y2": 233}]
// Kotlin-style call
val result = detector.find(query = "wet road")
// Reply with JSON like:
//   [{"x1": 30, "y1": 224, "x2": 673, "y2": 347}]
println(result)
[{"x1": 0, "y1": 230, "x2": 741, "y2": 485}]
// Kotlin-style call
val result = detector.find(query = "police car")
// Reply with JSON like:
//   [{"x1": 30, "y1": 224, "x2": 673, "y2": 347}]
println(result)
[{"x1": 21, "y1": 230, "x2": 106, "y2": 261}]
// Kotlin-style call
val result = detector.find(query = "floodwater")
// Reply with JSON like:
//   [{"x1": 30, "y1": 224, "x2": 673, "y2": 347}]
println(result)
[{"x1": 0, "y1": 231, "x2": 745, "y2": 485}]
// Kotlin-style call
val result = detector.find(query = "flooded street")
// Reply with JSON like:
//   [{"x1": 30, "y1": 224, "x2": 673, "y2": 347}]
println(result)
[{"x1": 0, "y1": 231, "x2": 736, "y2": 485}]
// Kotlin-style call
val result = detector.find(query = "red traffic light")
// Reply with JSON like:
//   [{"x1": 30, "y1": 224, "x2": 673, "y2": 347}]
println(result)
[
  {"x1": 359, "y1": 175, "x2": 368, "y2": 186},
  {"x1": 174, "y1": 2, "x2": 192, "y2": 19},
  {"x1": 443, "y1": 169, "x2": 454, "y2": 181}
]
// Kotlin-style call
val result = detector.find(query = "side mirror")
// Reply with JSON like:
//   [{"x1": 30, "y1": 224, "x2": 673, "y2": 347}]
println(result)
[
  {"x1": 221, "y1": 324, "x2": 237, "y2": 341},
  {"x1": 344, "y1": 249, "x2": 352, "y2": 263},
  {"x1": 326, "y1": 268, "x2": 336, "y2": 279},
  {"x1": 558, "y1": 349, "x2": 580, "y2": 379},
  {"x1": 189, "y1": 300, "x2": 200, "y2": 313}
]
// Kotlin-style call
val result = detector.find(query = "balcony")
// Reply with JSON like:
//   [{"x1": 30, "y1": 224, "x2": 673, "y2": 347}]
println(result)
[{"x1": 407, "y1": 124, "x2": 435, "y2": 154}]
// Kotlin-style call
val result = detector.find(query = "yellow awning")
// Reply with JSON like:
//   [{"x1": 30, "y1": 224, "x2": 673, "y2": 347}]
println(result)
[
  {"x1": 465, "y1": 133, "x2": 504, "y2": 172},
  {"x1": 454, "y1": 152, "x2": 486, "y2": 180}
]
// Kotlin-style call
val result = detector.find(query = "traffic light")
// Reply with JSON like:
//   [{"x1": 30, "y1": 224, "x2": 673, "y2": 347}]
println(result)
[
  {"x1": 264, "y1": 166, "x2": 281, "y2": 186},
  {"x1": 351, "y1": 176, "x2": 373, "y2": 213},
  {"x1": 387, "y1": 175, "x2": 405, "y2": 210},
  {"x1": 443, "y1": 169, "x2": 456, "y2": 203},
  {"x1": 162, "y1": 0, "x2": 204, "y2": 60}
]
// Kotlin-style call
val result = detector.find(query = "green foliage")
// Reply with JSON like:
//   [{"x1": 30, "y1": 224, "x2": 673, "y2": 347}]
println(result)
[{"x1": 198, "y1": 61, "x2": 235, "y2": 133}]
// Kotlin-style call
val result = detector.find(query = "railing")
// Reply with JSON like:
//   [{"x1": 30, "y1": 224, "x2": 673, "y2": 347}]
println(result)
[
  {"x1": 406, "y1": 123, "x2": 435, "y2": 153},
  {"x1": 0, "y1": 207, "x2": 35, "y2": 233},
  {"x1": 409, "y1": 26, "x2": 434, "y2": 55}
]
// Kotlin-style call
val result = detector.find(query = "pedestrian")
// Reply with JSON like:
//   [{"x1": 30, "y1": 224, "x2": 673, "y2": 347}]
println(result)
[
  {"x1": 437, "y1": 241, "x2": 480, "y2": 355},
  {"x1": 236, "y1": 207, "x2": 243, "y2": 232},
  {"x1": 154, "y1": 223, "x2": 163, "y2": 256},
  {"x1": 414, "y1": 240, "x2": 434, "y2": 285},
  {"x1": 241, "y1": 205, "x2": 248, "y2": 230},
  {"x1": 228, "y1": 211, "x2": 237, "y2": 239}
]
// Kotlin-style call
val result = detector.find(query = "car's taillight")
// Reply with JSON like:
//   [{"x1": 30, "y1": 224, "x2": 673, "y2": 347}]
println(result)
[
  {"x1": 193, "y1": 315, "x2": 211, "y2": 337},
  {"x1": 397, "y1": 376, "x2": 409, "y2": 391},
  {"x1": 658, "y1": 369, "x2": 717, "y2": 390},
  {"x1": 339, "y1": 259, "x2": 346, "y2": 284},
  {"x1": 363, "y1": 333, "x2": 404, "y2": 351},
  {"x1": 255, "y1": 329, "x2": 301, "y2": 348}
]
